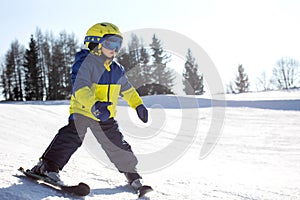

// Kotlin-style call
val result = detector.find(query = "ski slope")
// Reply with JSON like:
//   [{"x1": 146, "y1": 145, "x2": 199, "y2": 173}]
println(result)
[{"x1": 0, "y1": 90, "x2": 300, "y2": 200}]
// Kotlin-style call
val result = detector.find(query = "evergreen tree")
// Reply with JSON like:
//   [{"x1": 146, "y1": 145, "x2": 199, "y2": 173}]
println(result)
[
  {"x1": 150, "y1": 34, "x2": 175, "y2": 92},
  {"x1": 23, "y1": 35, "x2": 43, "y2": 100},
  {"x1": 1, "y1": 28, "x2": 79, "y2": 101},
  {"x1": 1, "y1": 40, "x2": 25, "y2": 101},
  {"x1": 57, "y1": 31, "x2": 78, "y2": 98},
  {"x1": 35, "y1": 28, "x2": 53, "y2": 100},
  {"x1": 117, "y1": 36, "x2": 153, "y2": 93},
  {"x1": 0, "y1": 64, "x2": 8, "y2": 100},
  {"x1": 118, "y1": 33, "x2": 174, "y2": 95},
  {"x1": 47, "y1": 41, "x2": 64, "y2": 100},
  {"x1": 117, "y1": 34, "x2": 144, "y2": 88},
  {"x1": 46, "y1": 31, "x2": 78, "y2": 100},
  {"x1": 139, "y1": 45, "x2": 152, "y2": 85},
  {"x1": 127, "y1": 34, "x2": 143, "y2": 87},
  {"x1": 183, "y1": 48, "x2": 204, "y2": 95},
  {"x1": 117, "y1": 48, "x2": 131, "y2": 71},
  {"x1": 2, "y1": 51, "x2": 15, "y2": 100},
  {"x1": 11, "y1": 41, "x2": 25, "y2": 101},
  {"x1": 234, "y1": 64, "x2": 249, "y2": 93}
]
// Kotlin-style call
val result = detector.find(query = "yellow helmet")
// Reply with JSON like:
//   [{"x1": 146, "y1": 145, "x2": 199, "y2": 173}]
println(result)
[{"x1": 84, "y1": 22, "x2": 123, "y2": 50}]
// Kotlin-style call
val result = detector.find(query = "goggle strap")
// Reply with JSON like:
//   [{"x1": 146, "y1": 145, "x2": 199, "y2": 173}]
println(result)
[
  {"x1": 84, "y1": 34, "x2": 122, "y2": 44},
  {"x1": 84, "y1": 36, "x2": 105, "y2": 44}
]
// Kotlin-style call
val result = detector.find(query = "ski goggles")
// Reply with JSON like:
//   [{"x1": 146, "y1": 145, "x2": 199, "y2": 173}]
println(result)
[{"x1": 101, "y1": 35, "x2": 123, "y2": 52}]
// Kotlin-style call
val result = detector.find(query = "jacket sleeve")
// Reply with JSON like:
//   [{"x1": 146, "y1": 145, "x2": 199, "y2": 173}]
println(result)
[
  {"x1": 119, "y1": 71, "x2": 143, "y2": 109},
  {"x1": 72, "y1": 61, "x2": 95, "y2": 110}
]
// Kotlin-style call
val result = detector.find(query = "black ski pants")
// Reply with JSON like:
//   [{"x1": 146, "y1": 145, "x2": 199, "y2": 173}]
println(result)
[{"x1": 41, "y1": 114, "x2": 139, "y2": 174}]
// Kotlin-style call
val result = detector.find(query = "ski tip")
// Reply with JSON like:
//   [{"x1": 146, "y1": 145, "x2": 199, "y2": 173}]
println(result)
[
  {"x1": 79, "y1": 182, "x2": 90, "y2": 190},
  {"x1": 77, "y1": 182, "x2": 91, "y2": 196}
]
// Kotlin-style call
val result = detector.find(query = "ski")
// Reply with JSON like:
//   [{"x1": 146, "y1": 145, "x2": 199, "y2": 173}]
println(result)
[{"x1": 18, "y1": 167, "x2": 90, "y2": 196}]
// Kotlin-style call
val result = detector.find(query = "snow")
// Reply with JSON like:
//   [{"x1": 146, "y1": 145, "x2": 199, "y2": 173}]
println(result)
[{"x1": 1, "y1": 90, "x2": 300, "y2": 200}]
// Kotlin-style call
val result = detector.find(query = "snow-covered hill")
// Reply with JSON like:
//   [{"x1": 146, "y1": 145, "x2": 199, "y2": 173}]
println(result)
[{"x1": 1, "y1": 91, "x2": 300, "y2": 200}]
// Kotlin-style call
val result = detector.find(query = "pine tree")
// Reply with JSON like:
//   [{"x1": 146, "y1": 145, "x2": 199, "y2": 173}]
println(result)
[
  {"x1": 0, "y1": 64, "x2": 8, "y2": 100},
  {"x1": 149, "y1": 34, "x2": 174, "y2": 93},
  {"x1": 139, "y1": 45, "x2": 152, "y2": 85},
  {"x1": 46, "y1": 31, "x2": 78, "y2": 100},
  {"x1": 118, "y1": 33, "x2": 175, "y2": 95},
  {"x1": 127, "y1": 34, "x2": 143, "y2": 87},
  {"x1": 234, "y1": 64, "x2": 249, "y2": 93},
  {"x1": 12, "y1": 41, "x2": 25, "y2": 101},
  {"x1": 183, "y1": 48, "x2": 204, "y2": 95},
  {"x1": 23, "y1": 35, "x2": 43, "y2": 100},
  {"x1": 117, "y1": 48, "x2": 131, "y2": 71},
  {"x1": 60, "y1": 31, "x2": 78, "y2": 98},
  {"x1": 1, "y1": 40, "x2": 25, "y2": 101},
  {"x1": 47, "y1": 41, "x2": 64, "y2": 100},
  {"x1": 35, "y1": 28, "x2": 53, "y2": 100},
  {"x1": 1, "y1": 29, "x2": 79, "y2": 101},
  {"x1": 117, "y1": 34, "x2": 144, "y2": 88},
  {"x1": 2, "y1": 51, "x2": 15, "y2": 100}
]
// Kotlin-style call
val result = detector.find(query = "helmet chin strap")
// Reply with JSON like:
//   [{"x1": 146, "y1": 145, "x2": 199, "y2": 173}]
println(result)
[
  {"x1": 90, "y1": 44, "x2": 102, "y2": 56},
  {"x1": 90, "y1": 45, "x2": 115, "y2": 58}
]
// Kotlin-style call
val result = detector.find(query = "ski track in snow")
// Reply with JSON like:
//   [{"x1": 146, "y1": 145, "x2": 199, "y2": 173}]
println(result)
[{"x1": 0, "y1": 91, "x2": 300, "y2": 200}]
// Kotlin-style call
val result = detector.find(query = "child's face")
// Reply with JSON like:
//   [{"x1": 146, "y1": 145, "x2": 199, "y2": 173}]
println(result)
[{"x1": 102, "y1": 46, "x2": 116, "y2": 58}]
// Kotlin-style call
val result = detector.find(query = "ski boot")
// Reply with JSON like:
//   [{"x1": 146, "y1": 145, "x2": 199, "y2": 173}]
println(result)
[
  {"x1": 31, "y1": 158, "x2": 62, "y2": 183},
  {"x1": 124, "y1": 172, "x2": 142, "y2": 189},
  {"x1": 125, "y1": 172, "x2": 153, "y2": 197}
]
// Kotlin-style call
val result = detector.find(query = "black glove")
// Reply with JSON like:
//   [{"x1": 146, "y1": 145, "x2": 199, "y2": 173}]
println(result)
[
  {"x1": 91, "y1": 101, "x2": 112, "y2": 121},
  {"x1": 136, "y1": 104, "x2": 148, "y2": 123}
]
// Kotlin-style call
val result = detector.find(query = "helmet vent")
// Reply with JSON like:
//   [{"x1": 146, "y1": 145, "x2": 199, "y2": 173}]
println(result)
[{"x1": 100, "y1": 23, "x2": 107, "y2": 26}]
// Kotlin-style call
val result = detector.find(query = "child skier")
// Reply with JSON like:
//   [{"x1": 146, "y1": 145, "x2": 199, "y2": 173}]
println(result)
[{"x1": 31, "y1": 22, "x2": 149, "y2": 191}]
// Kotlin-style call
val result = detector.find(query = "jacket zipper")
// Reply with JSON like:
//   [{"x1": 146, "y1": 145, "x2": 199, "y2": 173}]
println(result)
[{"x1": 107, "y1": 70, "x2": 111, "y2": 102}]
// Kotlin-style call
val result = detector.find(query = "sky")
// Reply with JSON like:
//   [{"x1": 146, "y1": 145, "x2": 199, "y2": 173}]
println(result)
[{"x1": 0, "y1": 0, "x2": 299, "y2": 91}]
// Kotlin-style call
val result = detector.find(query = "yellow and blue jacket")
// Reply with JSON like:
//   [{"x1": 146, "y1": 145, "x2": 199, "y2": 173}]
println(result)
[{"x1": 69, "y1": 49, "x2": 143, "y2": 121}]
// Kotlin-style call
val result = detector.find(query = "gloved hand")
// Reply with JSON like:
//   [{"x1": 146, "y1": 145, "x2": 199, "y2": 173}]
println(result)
[
  {"x1": 136, "y1": 104, "x2": 148, "y2": 123},
  {"x1": 91, "y1": 101, "x2": 112, "y2": 121}
]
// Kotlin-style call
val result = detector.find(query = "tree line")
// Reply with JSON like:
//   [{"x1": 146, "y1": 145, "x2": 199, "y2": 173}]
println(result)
[
  {"x1": 0, "y1": 28, "x2": 300, "y2": 101},
  {"x1": 3, "y1": 28, "x2": 296, "y2": 101},
  {"x1": 1, "y1": 28, "x2": 79, "y2": 101},
  {"x1": 0, "y1": 28, "x2": 204, "y2": 101},
  {"x1": 228, "y1": 57, "x2": 300, "y2": 94},
  {"x1": 116, "y1": 34, "x2": 204, "y2": 96}
]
